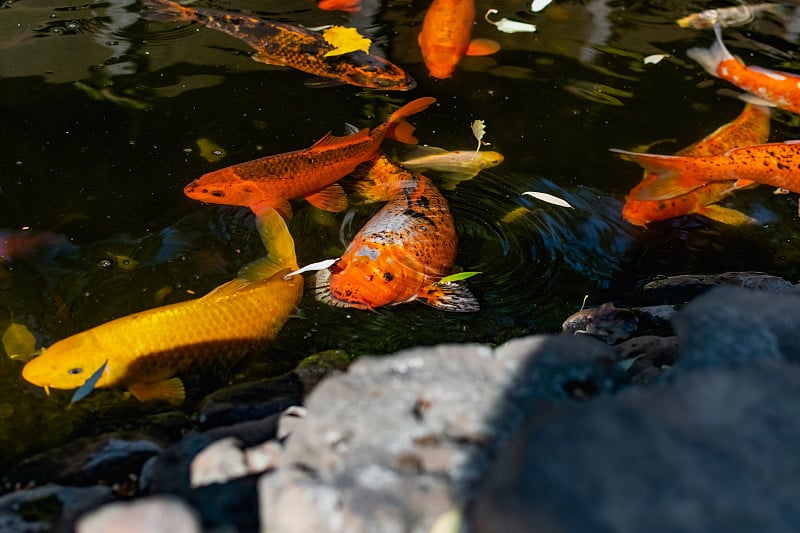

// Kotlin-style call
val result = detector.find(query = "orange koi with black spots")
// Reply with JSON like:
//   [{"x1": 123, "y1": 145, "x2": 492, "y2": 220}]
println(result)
[
  {"x1": 142, "y1": 0, "x2": 414, "y2": 90},
  {"x1": 315, "y1": 155, "x2": 478, "y2": 311},
  {"x1": 184, "y1": 97, "x2": 436, "y2": 219},
  {"x1": 622, "y1": 104, "x2": 771, "y2": 226}
]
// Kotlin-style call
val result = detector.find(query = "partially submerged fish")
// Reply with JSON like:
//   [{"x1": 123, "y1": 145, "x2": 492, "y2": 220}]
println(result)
[
  {"x1": 418, "y1": 0, "x2": 500, "y2": 79},
  {"x1": 688, "y1": 24, "x2": 800, "y2": 114},
  {"x1": 318, "y1": 0, "x2": 361, "y2": 13},
  {"x1": 612, "y1": 140, "x2": 800, "y2": 201},
  {"x1": 22, "y1": 209, "x2": 303, "y2": 405},
  {"x1": 184, "y1": 97, "x2": 436, "y2": 218},
  {"x1": 400, "y1": 146, "x2": 504, "y2": 189},
  {"x1": 677, "y1": 3, "x2": 787, "y2": 30},
  {"x1": 315, "y1": 155, "x2": 478, "y2": 311},
  {"x1": 622, "y1": 104, "x2": 771, "y2": 226},
  {"x1": 142, "y1": 0, "x2": 414, "y2": 90}
]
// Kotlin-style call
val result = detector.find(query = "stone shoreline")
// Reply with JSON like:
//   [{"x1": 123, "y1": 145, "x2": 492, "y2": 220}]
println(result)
[{"x1": 2, "y1": 272, "x2": 800, "y2": 532}]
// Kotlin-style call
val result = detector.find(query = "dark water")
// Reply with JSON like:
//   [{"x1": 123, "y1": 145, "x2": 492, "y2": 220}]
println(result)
[{"x1": 2, "y1": 0, "x2": 800, "y2": 467}]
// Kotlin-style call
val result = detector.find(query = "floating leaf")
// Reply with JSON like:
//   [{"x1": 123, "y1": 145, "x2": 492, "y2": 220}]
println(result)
[
  {"x1": 322, "y1": 26, "x2": 371, "y2": 57},
  {"x1": 485, "y1": 9, "x2": 537, "y2": 34},
  {"x1": 522, "y1": 191, "x2": 574, "y2": 209},
  {"x1": 3, "y1": 322, "x2": 36, "y2": 361},
  {"x1": 284, "y1": 258, "x2": 339, "y2": 279},
  {"x1": 471, "y1": 119, "x2": 486, "y2": 153},
  {"x1": 439, "y1": 271, "x2": 482, "y2": 283},
  {"x1": 643, "y1": 54, "x2": 669, "y2": 65},
  {"x1": 196, "y1": 138, "x2": 227, "y2": 163},
  {"x1": 70, "y1": 359, "x2": 108, "y2": 404},
  {"x1": 530, "y1": 0, "x2": 553, "y2": 12}
]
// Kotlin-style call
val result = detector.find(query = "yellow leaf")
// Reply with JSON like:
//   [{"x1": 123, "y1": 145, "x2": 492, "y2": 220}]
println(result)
[
  {"x1": 322, "y1": 26, "x2": 371, "y2": 57},
  {"x1": 471, "y1": 119, "x2": 486, "y2": 152},
  {"x1": 3, "y1": 322, "x2": 37, "y2": 361}
]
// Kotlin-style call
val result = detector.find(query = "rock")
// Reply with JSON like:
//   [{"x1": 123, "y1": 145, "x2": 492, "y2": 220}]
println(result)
[
  {"x1": 562, "y1": 304, "x2": 675, "y2": 344},
  {"x1": 673, "y1": 286, "x2": 800, "y2": 369},
  {"x1": 259, "y1": 335, "x2": 621, "y2": 533},
  {"x1": 76, "y1": 496, "x2": 201, "y2": 533},
  {"x1": 614, "y1": 336, "x2": 680, "y2": 384},
  {"x1": 190, "y1": 437, "x2": 248, "y2": 488},
  {"x1": 469, "y1": 360, "x2": 800, "y2": 533},
  {"x1": 0, "y1": 484, "x2": 112, "y2": 533},
  {"x1": 639, "y1": 272, "x2": 794, "y2": 305}
]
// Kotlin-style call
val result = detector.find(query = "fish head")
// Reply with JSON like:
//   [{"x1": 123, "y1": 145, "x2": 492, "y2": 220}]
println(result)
[
  {"x1": 22, "y1": 333, "x2": 112, "y2": 392},
  {"x1": 184, "y1": 169, "x2": 262, "y2": 207},
  {"x1": 327, "y1": 248, "x2": 414, "y2": 309},
  {"x1": 481, "y1": 151, "x2": 505, "y2": 167},
  {"x1": 334, "y1": 55, "x2": 417, "y2": 91}
]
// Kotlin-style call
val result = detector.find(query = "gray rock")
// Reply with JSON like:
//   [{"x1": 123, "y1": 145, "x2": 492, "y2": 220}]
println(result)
[
  {"x1": 259, "y1": 335, "x2": 621, "y2": 533},
  {"x1": 640, "y1": 271, "x2": 794, "y2": 305},
  {"x1": 673, "y1": 286, "x2": 800, "y2": 368},
  {"x1": 0, "y1": 484, "x2": 112, "y2": 533},
  {"x1": 76, "y1": 496, "x2": 201, "y2": 533},
  {"x1": 470, "y1": 360, "x2": 800, "y2": 533}
]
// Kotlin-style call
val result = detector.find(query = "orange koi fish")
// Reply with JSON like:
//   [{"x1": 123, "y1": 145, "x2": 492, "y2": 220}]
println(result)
[
  {"x1": 21, "y1": 209, "x2": 302, "y2": 405},
  {"x1": 612, "y1": 140, "x2": 800, "y2": 202},
  {"x1": 318, "y1": 0, "x2": 361, "y2": 14},
  {"x1": 184, "y1": 97, "x2": 436, "y2": 218},
  {"x1": 688, "y1": 24, "x2": 800, "y2": 114},
  {"x1": 142, "y1": 0, "x2": 414, "y2": 90},
  {"x1": 418, "y1": 0, "x2": 500, "y2": 79},
  {"x1": 315, "y1": 155, "x2": 478, "y2": 311},
  {"x1": 677, "y1": 3, "x2": 787, "y2": 30},
  {"x1": 622, "y1": 104, "x2": 771, "y2": 226}
]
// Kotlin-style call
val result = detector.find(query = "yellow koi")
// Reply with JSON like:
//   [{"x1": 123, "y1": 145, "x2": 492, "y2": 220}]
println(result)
[{"x1": 400, "y1": 146, "x2": 504, "y2": 189}]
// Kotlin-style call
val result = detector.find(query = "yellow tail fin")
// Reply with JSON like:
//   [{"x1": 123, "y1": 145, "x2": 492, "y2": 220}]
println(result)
[{"x1": 238, "y1": 208, "x2": 299, "y2": 281}]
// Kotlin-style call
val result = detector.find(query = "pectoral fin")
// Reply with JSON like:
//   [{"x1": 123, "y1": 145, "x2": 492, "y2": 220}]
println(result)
[
  {"x1": 418, "y1": 281, "x2": 480, "y2": 312},
  {"x1": 695, "y1": 204, "x2": 755, "y2": 225},
  {"x1": 252, "y1": 52, "x2": 289, "y2": 67},
  {"x1": 129, "y1": 377, "x2": 185, "y2": 405},
  {"x1": 466, "y1": 38, "x2": 501, "y2": 56},
  {"x1": 305, "y1": 184, "x2": 348, "y2": 212}
]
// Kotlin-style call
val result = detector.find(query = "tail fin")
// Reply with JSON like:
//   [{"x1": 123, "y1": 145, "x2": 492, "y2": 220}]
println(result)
[
  {"x1": 611, "y1": 149, "x2": 707, "y2": 200},
  {"x1": 687, "y1": 24, "x2": 735, "y2": 77},
  {"x1": 140, "y1": 0, "x2": 195, "y2": 22},
  {"x1": 385, "y1": 97, "x2": 436, "y2": 144},
  {"x1": 238, "y1": 208, "x2": 299, "y2": 280},
  {"x1": 349, "y1": 155, "x2": 413, "y2": 203}
]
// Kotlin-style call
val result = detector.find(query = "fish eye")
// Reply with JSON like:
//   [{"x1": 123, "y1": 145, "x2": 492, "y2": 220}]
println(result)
[
  {"x1": 68, "y1": 367, "x2": 83, "y2": 375},
  {"x1": 211, "y1": 190, "x2": 225, "y2": 198}
]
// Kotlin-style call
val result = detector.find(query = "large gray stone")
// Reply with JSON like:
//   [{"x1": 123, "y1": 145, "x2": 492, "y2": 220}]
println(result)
[
  {"x1": 470, "y1": 360, "x2": 800, "y2": 533},
  {"x1": 673, "y1": 286, "x2": 800, "y2": 368}
]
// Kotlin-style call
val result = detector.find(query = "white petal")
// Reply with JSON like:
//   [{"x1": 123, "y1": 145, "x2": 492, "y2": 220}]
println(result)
[
  {"x1": 485, "y1": 9, "x2": 537, "y2": 34},
  {"x1": 283, "y1": 258, "x2": 339, "y2": 279},
  {"x1": 643, "y1": 54, "x2": 669, "y2": 65},
  {"x1": 522, "y1": 191, "x2": 574, "y2": 208},
  {"x1": 531, "y1": 0, "x2": 553, "y2": 12}
]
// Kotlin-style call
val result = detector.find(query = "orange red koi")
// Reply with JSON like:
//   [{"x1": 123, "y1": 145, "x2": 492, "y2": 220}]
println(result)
[
  {"x1": 315, "y1": 155, "x2": 478, "y2": 311},
  {"x1": 318, "y1": 0, "x2": 361, "y2": 14},
  {"x1": 418, "y1": 0, "x2": 500, "y2": 79},
  {"x1": 184, "y1": 97, "x2": 436, "y2": 219},
  {"x1": 142, "y1": 0, "x2": 414, "y2": 90},
  {"x1": 688, "y1": 24, "x2": 800, "y2": 114},
  {"x1": 622, "y1": 104, "x2": 771, "y2": 226}
]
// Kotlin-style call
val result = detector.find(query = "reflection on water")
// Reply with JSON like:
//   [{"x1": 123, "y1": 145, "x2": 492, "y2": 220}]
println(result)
[{"x1": 3, "y1": 0, "x2": 800, "y2": 467}]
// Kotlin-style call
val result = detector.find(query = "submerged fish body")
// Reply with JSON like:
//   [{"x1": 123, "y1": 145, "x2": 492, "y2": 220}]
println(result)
[
  {"x1": 142, "y1": 0, "x2": 414, "y2": 90},
  {"x1": 417, "y1": 0, "x2": 499, "y2": 79},
  {"x1": 688, "y1": 24, "x2": 800, "y2": 114},
  {"x1": 400, "y1": 146, "x2": 504, "y2": 189},
  {"x1": 184, "y1": 97, "x2": 437, "y2": 218},
  {"x1": 677, "y1": 3, "x2": 786, "y2": 30},
  {"x1": 622, "y1": 104, "x2": 771, "y2": 226},
  {"x1": 614, "y1": 139, "x2": 800, "y2": 202},
  {"x1": 21, "y1": 209, "x2": 303, "y2": 404},
  {"x1": 318, "y1": 0, "x2": 361, "y2": 13},
  {"x1": 316, "y1": 156, "x2": 478, "y2": 312}
]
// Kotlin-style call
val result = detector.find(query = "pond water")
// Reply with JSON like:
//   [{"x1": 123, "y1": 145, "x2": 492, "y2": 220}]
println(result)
[{"x1": 2, "y1": 0, "x2": 800, "y2": 469}]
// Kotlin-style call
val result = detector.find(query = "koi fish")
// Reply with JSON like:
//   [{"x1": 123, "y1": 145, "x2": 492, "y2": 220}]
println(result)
[
  {"x1": 184, "y1": 97, "x2": 436, "y2": 219},
  {"x1": 688, "y1": 24, "x2": 800, "y2": 114},
  {"x1": 677, "y1": 4, "x2": 787, "y2": 30},
  {"x1": 418, "y1": 0, "x2": 500, "y2": 79},
  {"x1": 400, "y1": 146, "x2": 504, "y2": 189},
  {"x1": 21, "y1": 209, "x2": 303, "y2": 405},
  {"x1": 141, "y1": 0, "x2": 414, "y2": 90},
  {"x1": 318, "y1": 0, "x2": 361, "y2": 14},
  {"x1": 612, "y1": 139, "x2": 800, "y2": 202},
  {"x1": 622, "y1": 104, "x2": 771, "y2": 226},
  {"x1": 315, "y1": 155, "x2": 478, "y2": 311}
]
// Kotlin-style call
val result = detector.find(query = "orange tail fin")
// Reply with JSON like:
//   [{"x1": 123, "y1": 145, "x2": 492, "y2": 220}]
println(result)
[
  {"x1": 611, "y1": 149, "x2": 709, "y2": 200},
  {"x1": 141, "y1": 0, "x2": 195, "y2": 22},
  {"x1": 385, "y1": 97, "x2": 436, "y2": 144}
]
